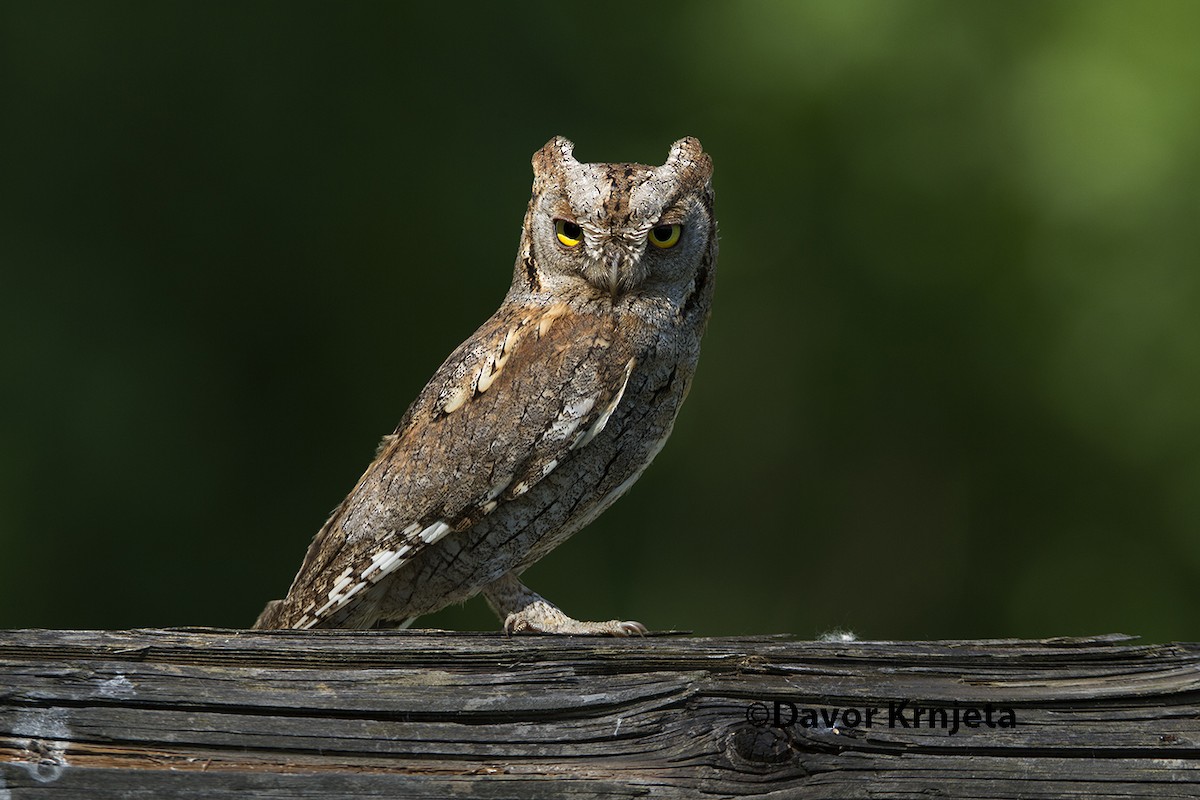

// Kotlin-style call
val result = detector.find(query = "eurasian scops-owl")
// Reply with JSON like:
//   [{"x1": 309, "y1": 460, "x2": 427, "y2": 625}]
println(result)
[{"x1": 254, "y1": 136, "x2": 717, "y2": 634}]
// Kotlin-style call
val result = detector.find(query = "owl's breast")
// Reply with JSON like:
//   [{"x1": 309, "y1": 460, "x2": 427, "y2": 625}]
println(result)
[{"x1": 370, "y1": 304, "x2": 702, "y2": 622}]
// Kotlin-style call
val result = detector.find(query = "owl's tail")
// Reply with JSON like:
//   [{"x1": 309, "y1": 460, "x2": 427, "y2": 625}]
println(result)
[{"x1": 252, "y1": 599, "x2": 287, "y2": 629}]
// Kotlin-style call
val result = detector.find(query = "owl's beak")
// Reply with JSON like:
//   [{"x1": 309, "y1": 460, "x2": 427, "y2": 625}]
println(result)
[{"x1": 607, "y1": 253, "x2": 621, "y2": 301}]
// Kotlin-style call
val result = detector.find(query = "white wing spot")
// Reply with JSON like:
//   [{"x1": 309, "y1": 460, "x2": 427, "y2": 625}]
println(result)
[
  {"x1": 542, "y1": 458, "x2": 558, "y2": 477},
  {"x1": 501, "y1": 324, "x2": 520, "y2": 355},
  {"x1": 306, "y1": 567, "x2": 369, "y2": 628},
  {"x1": 419, "y1": 520, "x2": 452, "y2": 544},
  {"x1": 442, "y1": 385, "x2": 468, "y2": 414},
  {"x1": 330, "y1": 567, "x2": 354, "y2": 593},
  {"x1": 487, "y1": 475, "x2": 513, "y2": 501},
  {"x1": 573, "y1": 358, "x2": 635, "y2": 450},
  {"x1": 477, "y1": 361, "x2": 501, "y2": 392},
  {"x1": 305, "y1": 517, "x2": 431, "y2": 626},
  {"x1": 362, "y1": 549, "x2": 394, "y2": 579},
  {"x1": 546, "y1": 397, "x2": 594, "y2": 443},
  {"x1": 476, "y1": 326, "x2": 521, "y2": 394},
  {"x1": 565, "y1": 398, "x2": 595, "y2": 417},
  {"x1": 362, "y1": 544, "x2": 414, "y2": 582},
  {"x1": 537, "y1": 303, "x2": 569, "y2": 337}
]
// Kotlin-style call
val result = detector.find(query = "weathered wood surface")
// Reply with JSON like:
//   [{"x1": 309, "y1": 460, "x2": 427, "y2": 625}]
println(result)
[{"x1": 0, "y1": 629, "x2": 1197, "y2": 798}]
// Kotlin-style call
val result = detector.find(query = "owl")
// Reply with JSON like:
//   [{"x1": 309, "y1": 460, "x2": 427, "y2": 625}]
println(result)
[{"x1": 254, "y1": 136, "x2": 717, "y2": 635}]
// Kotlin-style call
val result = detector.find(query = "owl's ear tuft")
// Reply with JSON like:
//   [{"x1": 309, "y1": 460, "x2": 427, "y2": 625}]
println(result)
[
  {"x1": 663, "y1": 137, "x2": 712, "y2": 183},
  {"x1": 533, "y1": 136, "x2": 578, "y2": 177}
]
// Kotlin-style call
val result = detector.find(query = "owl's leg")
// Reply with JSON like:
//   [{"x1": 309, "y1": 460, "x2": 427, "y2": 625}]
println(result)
[{"x1": 481, "y1": 572, "x2": 646, "y2": 636}]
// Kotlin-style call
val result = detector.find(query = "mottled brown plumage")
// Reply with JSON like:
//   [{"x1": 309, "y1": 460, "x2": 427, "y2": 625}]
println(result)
[{"x1": 255, "y1": 136, "x2": 717, "y2": 634}]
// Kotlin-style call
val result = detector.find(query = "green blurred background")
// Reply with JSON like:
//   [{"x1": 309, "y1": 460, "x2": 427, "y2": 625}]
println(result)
[{"x1": 2, "y1": 1, "x2": 1197, "y2": 641}]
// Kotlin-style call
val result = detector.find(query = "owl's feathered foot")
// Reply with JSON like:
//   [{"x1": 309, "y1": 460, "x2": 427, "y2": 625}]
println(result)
[
  {"x1": 483, "y1": 572, "x2": 646, "y2": 636},
  {"x1": 503, "y1": 604, "x2": 647, "y2": 636}
]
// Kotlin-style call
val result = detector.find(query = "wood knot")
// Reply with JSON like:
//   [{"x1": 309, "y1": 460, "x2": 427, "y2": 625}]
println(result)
[{"x1": 728, "y1": 724, "x2": 794, "y2": 765}]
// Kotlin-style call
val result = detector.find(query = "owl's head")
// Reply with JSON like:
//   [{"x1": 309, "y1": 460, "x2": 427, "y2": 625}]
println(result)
[{"x1": 516, "y1": 136, "x2": 716, "y2": 306}]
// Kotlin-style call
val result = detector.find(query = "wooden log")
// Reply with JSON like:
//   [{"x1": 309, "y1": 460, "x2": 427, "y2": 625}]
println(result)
[{"x1": 0, "y1": 628, "x2": 1197, "y2": 798}]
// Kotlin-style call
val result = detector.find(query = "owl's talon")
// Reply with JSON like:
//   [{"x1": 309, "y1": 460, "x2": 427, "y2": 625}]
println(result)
[
  {"x1": 489, "y1": 574, "x2": 646, "y2": 636},
  {"x1": 503, "y1": 611, "x2": 646, "y2": 636},
  {"x1": 617, "y1": 620, "x2": 648, "y2": 636}
]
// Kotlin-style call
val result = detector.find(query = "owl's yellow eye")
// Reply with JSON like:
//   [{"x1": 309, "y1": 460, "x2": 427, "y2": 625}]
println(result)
[
  {"x1": 649, "y1": 224, "x2": 681, "y2": 249},
  {"x1": 555, "y1": 219, "x2": 583, "y2": 247}
]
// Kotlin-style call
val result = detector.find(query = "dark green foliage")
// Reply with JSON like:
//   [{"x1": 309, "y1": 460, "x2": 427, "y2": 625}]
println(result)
[{"x1": 1, "y1": 1, "x2": 1197, "y2": 639}]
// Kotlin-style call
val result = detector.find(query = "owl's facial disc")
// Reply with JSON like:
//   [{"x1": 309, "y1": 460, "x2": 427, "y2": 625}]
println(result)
[{"x1": 527, "y1": 135, "x2": 713, "y2": 303}]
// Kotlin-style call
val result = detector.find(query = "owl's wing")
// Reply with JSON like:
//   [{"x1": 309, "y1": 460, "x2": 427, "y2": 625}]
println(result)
[{"x1": 269, "y1": 303, "x2": 641, "y2": 629}]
